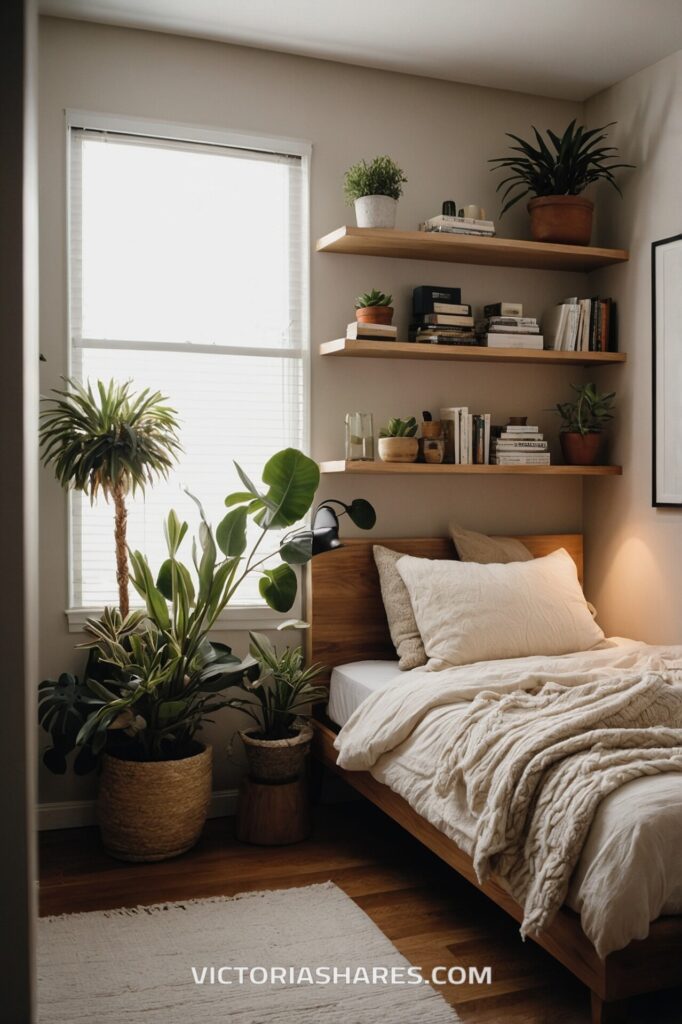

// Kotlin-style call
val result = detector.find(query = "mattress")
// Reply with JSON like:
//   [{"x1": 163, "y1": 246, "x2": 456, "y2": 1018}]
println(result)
[{"x1": 327, "y1": 660, "x2": 402, "y2": 727}]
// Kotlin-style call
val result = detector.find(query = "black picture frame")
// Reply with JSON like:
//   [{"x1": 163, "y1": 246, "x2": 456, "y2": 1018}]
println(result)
[{"x1": 652, "y1": 232, "x2": 682, "y2": 507}]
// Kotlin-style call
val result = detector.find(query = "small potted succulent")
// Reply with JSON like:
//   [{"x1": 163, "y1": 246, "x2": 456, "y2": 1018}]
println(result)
[
  {"x1": 343, "y1": 155, "x2": 407, "y2": 229},
  {"x1": 490, "y1": 120, "x2": 633, "y2": 245},
  {"x1": 554, "y1": 382, "x2": 615, "y2": 465},
  {"x1": 355, "y1": 289, "x2": 394, "y2": 326},
  {"x1": 378, "y1": 416, "x2": 419, "y2": 463}
]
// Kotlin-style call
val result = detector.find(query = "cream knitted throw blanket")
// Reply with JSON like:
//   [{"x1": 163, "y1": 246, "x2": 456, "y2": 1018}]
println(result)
[{"x1": 434, "y1": 673, "x2": 682, "y2": 940}]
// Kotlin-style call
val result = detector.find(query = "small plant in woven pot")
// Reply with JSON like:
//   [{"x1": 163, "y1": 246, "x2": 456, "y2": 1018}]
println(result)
[
  {"x1": 355, "y1": 289, "x2": 394, "y2": 325},
  {"x1": 553, "y1": 382, "x2": 615, "y2": 465},
  {"x1": 489, "y1": 120, "x2": 633, "y2": 245},
  {"x1": 227, "y1": 625, "x2": 326, "y2": 784}
]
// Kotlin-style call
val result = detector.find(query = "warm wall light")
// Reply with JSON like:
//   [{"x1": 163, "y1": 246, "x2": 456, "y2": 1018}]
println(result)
[{"x1": 304, "y1": 498, "x2": 377, "y2": 555}]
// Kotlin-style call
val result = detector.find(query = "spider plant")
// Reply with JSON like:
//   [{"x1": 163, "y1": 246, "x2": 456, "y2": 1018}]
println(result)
[
  {"x1": 39, "y1": 378, "x2": 181, "y2": 616},
  {"x1": 490, "y1": 120, "x2": 633, "y2": 215}
]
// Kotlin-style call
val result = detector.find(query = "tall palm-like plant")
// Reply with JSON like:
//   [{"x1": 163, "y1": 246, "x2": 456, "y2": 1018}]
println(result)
[{"x1": 40, "y1": 379, "x2": 181, "y2": 616}]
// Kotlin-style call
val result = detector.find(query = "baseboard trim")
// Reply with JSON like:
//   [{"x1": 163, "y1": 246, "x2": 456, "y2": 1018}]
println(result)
[{"x1": 38, "y1": 788, "x2": 239, "y2": 831}]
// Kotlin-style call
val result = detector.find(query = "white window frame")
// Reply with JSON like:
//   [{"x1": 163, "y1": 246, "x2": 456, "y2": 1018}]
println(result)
[{"x1": 63, "y1": 110, "x2": 312, "y2": 633}]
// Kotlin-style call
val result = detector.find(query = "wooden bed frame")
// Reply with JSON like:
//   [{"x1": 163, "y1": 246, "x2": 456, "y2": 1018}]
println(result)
[{"x1": 305, "y1": 535, "x2": 682, "y2": 1024}]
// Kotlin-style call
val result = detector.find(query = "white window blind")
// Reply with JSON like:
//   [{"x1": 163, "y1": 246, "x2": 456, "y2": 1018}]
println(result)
[{"x1": 68, "y1": 124, "x2": 309, "y2": 610}]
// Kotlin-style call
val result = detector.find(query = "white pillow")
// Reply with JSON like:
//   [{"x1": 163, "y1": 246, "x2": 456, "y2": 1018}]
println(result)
[{"x1": 395, "y1": 548, "x2": 604, "y2": 669}]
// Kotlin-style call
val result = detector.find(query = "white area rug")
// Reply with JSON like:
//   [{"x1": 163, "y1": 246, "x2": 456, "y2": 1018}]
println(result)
[{"x1": 38, "y1": 881, "x2": 460, "y2": 1023}]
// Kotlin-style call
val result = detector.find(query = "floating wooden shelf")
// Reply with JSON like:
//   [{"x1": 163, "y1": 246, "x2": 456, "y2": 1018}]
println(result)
[
  {"x1": 321, "y1": 339, "x2": 626, "y2": 367},
  {"x1": 320, "y1": 461, "x2": 622, "y2": 477},
  {"x1": 316, "y1": 226, "x2": 629, "y2": 273}
]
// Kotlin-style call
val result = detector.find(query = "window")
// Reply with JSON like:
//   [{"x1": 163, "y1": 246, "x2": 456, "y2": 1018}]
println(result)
[{"x1": 67, "y1": 117, "x2": 309, "y2": 616}]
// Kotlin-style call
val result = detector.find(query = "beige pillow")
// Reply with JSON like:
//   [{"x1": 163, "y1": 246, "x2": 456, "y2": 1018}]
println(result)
[
  {"x1": 450, "y1": 523, "x2": 533, "y2": 564},
  {"x1": 373, "y1": 546, "x2": 427, "y2": 670},
  {"x1": 396, "y1": 548, "x2": 604, "y2": 670}
]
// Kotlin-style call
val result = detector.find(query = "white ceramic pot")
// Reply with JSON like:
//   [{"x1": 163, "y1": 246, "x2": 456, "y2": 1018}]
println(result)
[
  {"x1": 354, "y1": 195, "x2": 397, "y2": 229},
  {"x1": 378, "y1": 436, "x2": 419, "y2": 463}
]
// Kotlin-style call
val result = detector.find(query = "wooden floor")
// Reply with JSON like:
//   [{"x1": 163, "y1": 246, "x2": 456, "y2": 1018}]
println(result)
[{"x1": 39, "y1": 799, "x2": 680, "y2": 1024}]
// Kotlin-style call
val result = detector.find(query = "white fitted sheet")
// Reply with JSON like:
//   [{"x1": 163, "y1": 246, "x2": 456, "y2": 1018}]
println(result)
[{"x1": 327, "y1": 660, "x2": 402, "y2": 726}]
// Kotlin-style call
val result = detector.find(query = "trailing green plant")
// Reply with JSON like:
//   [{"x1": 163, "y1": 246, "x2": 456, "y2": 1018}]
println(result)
[
  {"x1": 38, "y1": 448, "x2": 376, "y2": 770},
  {"x1": 226, "y1": 625, "x2": 327, "y2": 741},
  {"x1": 490, "y1": 120, "x2": 633, "y2": 215},
  {"x1": 379, "y1": 416, "x2": 418, "y2": 438},
  {"x1": 39, "y1": 378, "x2": 181, "y2": 616},
  {"x1": 554, "y1": 383, "x2": 615, "y2": 435},
  {"x1": 355, "y1": 289, "x2": 393, "y2": 309},
  {"x1": 343, "y1": 155, "x2": 407, "y2": 203}
]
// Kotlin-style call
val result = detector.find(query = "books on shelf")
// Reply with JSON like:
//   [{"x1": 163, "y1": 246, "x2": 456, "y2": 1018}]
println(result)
[
  {"x1": 440, "y1": 407, "x2": 491, "y2": 465},
  {"x1": 413, "y1": 285, "x2": 462, "y2": 315},
  {"x1": 411, "y1": 285, "x2": 476, "y2": 345},
  {"x1": 422, "y1": 214, "x2": 496, "y2": 237},
  {"x1": 476, "y1": 307, "x2": 542, "y2": 349},
  {"x1": 346, "y1": 321, "x2": 398, "y2": 340},
  {"x1": 484, "y1": 302, "x2": 523, "y2": 317},
  {"x1": 483, "y1": 333, "x2": 544, "y2": 350},
  {"x1": 543, "y1": 296, "x2": 618, "y2": 352},
  {"x1": 491, "y1": 423, "x2": 550, "y2": 465},
  {"x1": 422, "y1": 313, "x2": 475, "y2": 327}
]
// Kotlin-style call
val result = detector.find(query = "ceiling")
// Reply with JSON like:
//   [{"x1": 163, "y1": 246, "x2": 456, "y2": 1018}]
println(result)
[{"x1": 39, "y1": 0, "x2": 682, "y2": 101}]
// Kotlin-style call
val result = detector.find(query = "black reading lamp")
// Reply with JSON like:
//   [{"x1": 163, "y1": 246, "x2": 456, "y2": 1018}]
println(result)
[{"x1": 310, "y1": 498, "x2": 376, "y2": 554}]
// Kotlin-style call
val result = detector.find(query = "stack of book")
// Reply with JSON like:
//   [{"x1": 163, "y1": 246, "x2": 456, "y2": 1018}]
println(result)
[
  {"x1": 409, "y1": 285, "x2": 476, "y2": 345},
  {"x1": 543, "y1": 296, "x2": 617, "y2": 352},
  {"x1": 421, "y1": 214, "x2": 496, "y2": 237},
  {"x1": 439, "y1": 407, "x2": 491, "y2": 464},
  {"x1": 476, "y1": 302, "x2": 543, "y2": 349},
  {"x1": 491, "y1": 424, "x2": 550, "y2": 466},
  {"x1": 346, "y1": 320, "x2": 398, "y2": 342}
]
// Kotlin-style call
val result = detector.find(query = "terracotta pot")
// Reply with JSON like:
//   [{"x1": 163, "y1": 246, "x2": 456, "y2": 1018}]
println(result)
[
  {"x1": 527, "y1": 195, "x2": 594, "y2": 246},
  {"x1": 356, "y1": 305, "x2": 394, "y2": 326},
  {"x1": 97, "y1": 744, "x2": 212, "y2": 862},
  {"x1": 240, "y1": 724, "x2": 313, "y2": 783},
  {"x1": 560, "y1": 431, "x2": 605, "y2": 465},
  {"x1": 354, "y1": 195, "x2": 397, "y2": 228},
  {"x1": 378, "y1": 436, "x2": 419, "y2": 463}
]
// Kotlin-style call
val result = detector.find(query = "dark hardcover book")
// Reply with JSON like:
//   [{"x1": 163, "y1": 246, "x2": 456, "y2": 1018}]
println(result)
[
  {"x1": 483, "y1": 302, "x2": 523, "y2": 317},
  {"x1": 608, "y1": 300, "x2": 618, "y2": 352},
  {"x1": 413, "y1": 285, "x2": 462, "y2": 316},
  {"x1": 590, "y1": 297, "x2": 600, "y2": 351}
]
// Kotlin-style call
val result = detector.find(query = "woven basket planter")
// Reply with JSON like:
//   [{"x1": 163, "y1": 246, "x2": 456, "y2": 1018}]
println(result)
[
  {"x1": 240, "y1": 724, "x2": 313, "y2": 783},
  {"x1": 96, "y1": 744, "x2": 212, "y2": 862}
]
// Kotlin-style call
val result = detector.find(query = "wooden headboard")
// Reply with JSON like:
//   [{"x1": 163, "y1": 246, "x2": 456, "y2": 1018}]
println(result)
[{"x1": 305, "y1": 534, "x2": 583, "y2": 681}]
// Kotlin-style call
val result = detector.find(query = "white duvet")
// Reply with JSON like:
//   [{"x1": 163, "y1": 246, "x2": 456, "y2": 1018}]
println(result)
[{"x1": 334, "y1": 639, "x2": 682, "y2": 957}]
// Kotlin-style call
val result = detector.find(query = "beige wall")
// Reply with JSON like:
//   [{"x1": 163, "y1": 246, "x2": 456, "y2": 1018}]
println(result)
[
  {"x1": 39, "y1": 16, "x2": 593, "y2": 807},
  {"x1": 583, "y1": 49, "x2": 682, "y2": 642}
]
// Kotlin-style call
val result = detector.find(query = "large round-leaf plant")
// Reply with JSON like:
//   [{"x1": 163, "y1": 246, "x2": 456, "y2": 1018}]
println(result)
[{"x1": 38, "y1": 448, "x2": 376, "y2": 769}]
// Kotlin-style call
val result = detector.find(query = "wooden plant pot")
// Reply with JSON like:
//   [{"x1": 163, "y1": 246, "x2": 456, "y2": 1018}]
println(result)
[
  {"x1": 378, "y1": 436, "x2": 419, "y2": 463},
  {"x1": 356, "y1": 305, "x2": 394, "y2": 326},
  {"x1": 240, "y1": 724, "x2": 313, "y2": 784},
  {"x1": 97, "y1": 744, "x2": 212, "y2": 862},
  {"x1": 560, "y1": 431, "x2": 605, "y2": 465},
  {"x1": 527, "y1": 195, "x2": 594, "y2": 246}
]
